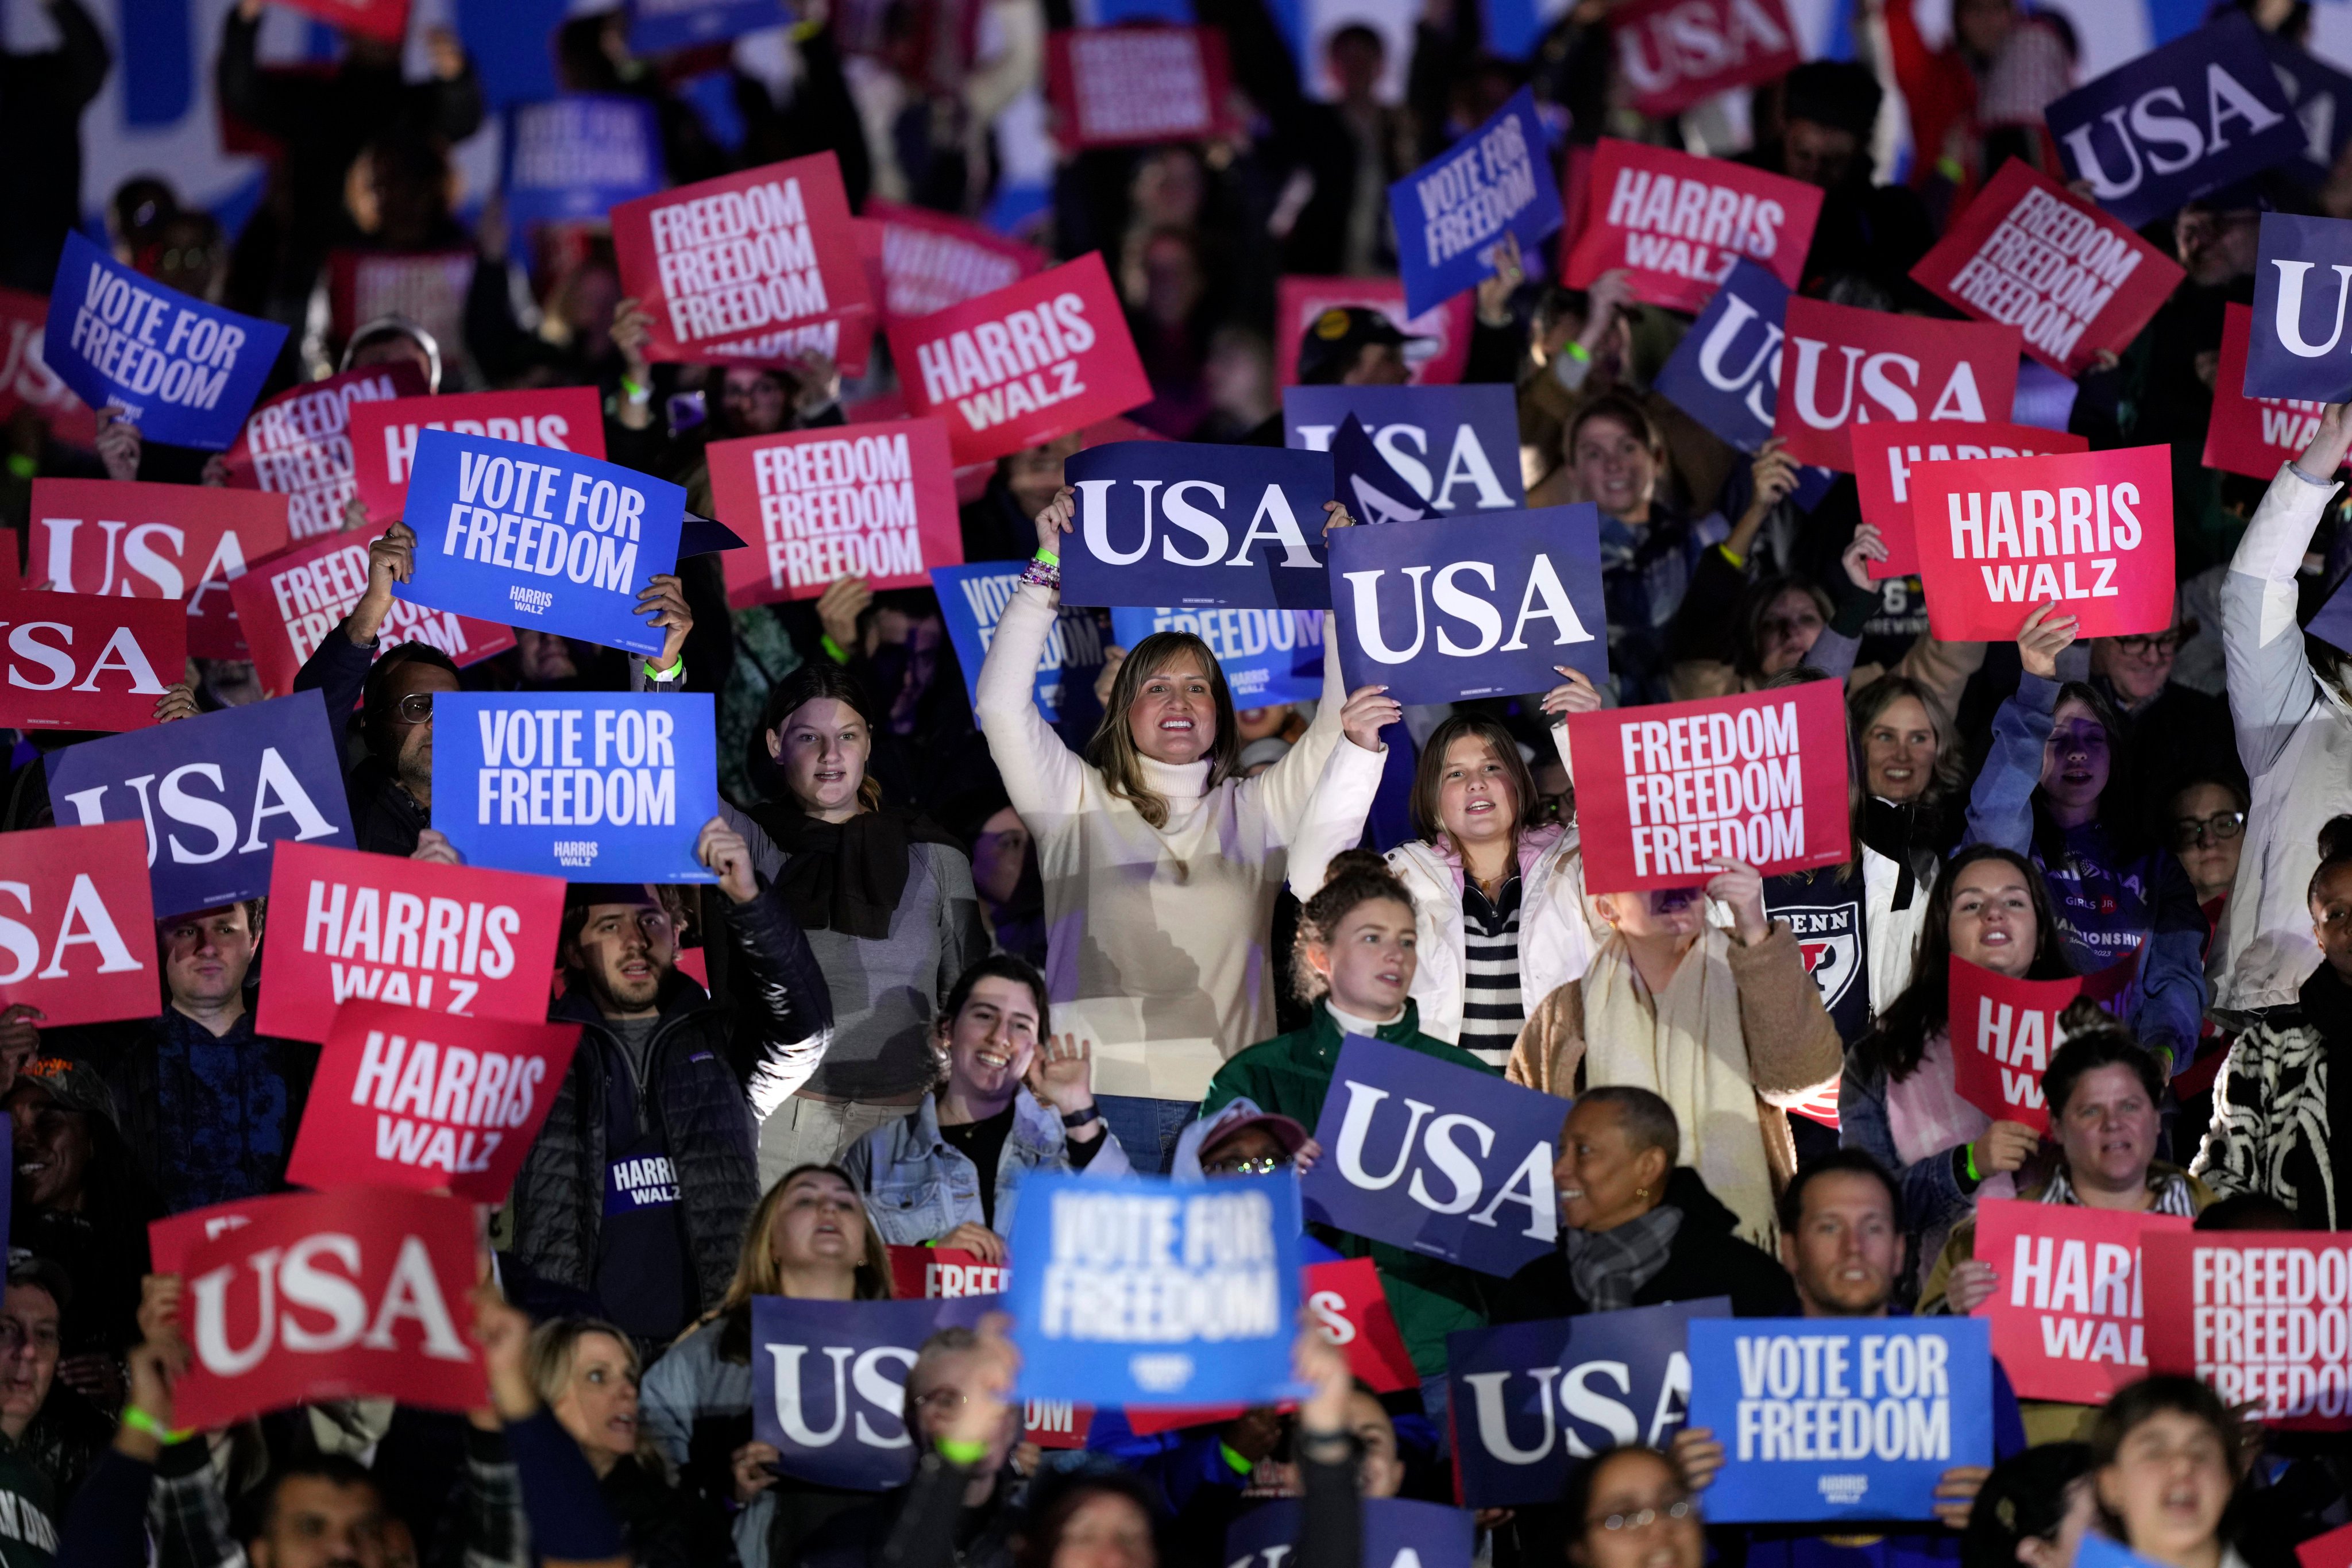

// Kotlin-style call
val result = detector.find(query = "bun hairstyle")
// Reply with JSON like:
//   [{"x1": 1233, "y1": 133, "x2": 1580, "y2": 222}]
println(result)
[
  {"x1": 2309, "y1": 813, "x2": 2352, "y2": 904},
  {"x1": 1293, "y1": 849, "x2": 1416, "y2": 1003},
  {"x1": 2041, "y1": 997, "x2": 2163, "y2": 1121}
]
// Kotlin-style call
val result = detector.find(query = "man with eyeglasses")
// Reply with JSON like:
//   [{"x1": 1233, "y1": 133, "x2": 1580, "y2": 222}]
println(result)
[
  {"x1": 0, "y1": 1259, "x2": 69, "y2": 1568},
  {"x1": 2083, "y1": 607, "x2": 2239, "y2": 831}
]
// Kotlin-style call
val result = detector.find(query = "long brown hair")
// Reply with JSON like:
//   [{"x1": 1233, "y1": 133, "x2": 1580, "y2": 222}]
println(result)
[
  {"x1": 707, "y1": 1164, "x2": 893, "y2": 1360},
  {"x1": 1410, "y1": 713, "x2": 1536, "y2": 848},
  {"x1": 756, "y1": 663, "x2": 887, "y2": 814},
  {"x1": 1849, "y1": 673, "x2": 1966, "y2": 815},
  {"x1": 1083, "y1": 631, "x2": 1238, "y2": 828}
]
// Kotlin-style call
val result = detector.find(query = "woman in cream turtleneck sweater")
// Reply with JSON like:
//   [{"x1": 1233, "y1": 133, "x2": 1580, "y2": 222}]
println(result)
[{"x1": 975, "y1": 485, "x2": 1394, "y2": 1170}]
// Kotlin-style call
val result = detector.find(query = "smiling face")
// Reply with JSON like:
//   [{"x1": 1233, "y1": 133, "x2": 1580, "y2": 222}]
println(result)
[
  {"x1": 1946, "y1": 857, "x2": 2040, "y2": 978},
  {"x1": 2055, "y1": 1061, "x2": 2158, "y2": 1196},
  {"x1": 2039, "y1": 698, "x2": 2112, "y2": 817},
  {"x1": 1126, "y1": 656, "x2": 1217, "y2": 767},
  {"x1": 568, "y1": 898, "x2": 674, "y2": 1017},
  {"x1": 1781, "y1": 1169, "x2": 1903, "y2": 1316},
  {"x1": 549, "y1": 1331, "x2": 640, "y2": 1464},
  {"x1": 770, "y1": 697, "x2": 871, "y2": 821},
  {"x1": 161, "y1": 903, "x2": 257, "y2": 1013},
  {"x1": 2098, "y1": 1409, "x2": 2233, "y2": 1565},
  {"x1": 1863, "y1": 694, "x2": 1940, "y2": 803},
  {"x1": 7, "y1": 1087, "x2": 90, "y2": 1212},
  {"x1": 1571, "y1": 414, "x2": 1658, "y2": 523},
  {"x1": 1309, "y1": 897, "x2": 1417, "y2": 1020},
  {"x1": 1572, "y1": 1449, "x2": 1703, "y2": 1568},
  {"x1": 767, "y1": 1169, "x2": 868, "y2": 1284},
  {"x1": 1436, "y1": 735, "x2": 1519, "y2": 848},
  {"x1": 1554, "y1": 1099, "x2": 1667, "y2": 1234},
  {"x1": 941, "y1": 975, "x2": 1042, "y2": 1103}
]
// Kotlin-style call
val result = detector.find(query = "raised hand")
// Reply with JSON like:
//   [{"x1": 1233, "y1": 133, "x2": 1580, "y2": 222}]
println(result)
[
  {"x1": 2016, "y1": 601, "x2": 2079, "y2": 681},
  {"x1": 1841, "y1": 523, "x2": 1889, "y2": 590},
  {"x1": 638, "y1": 572, "x2": 693, "y2": 671},
  {"x1": 697, "y1": 815, "x2": 758, "y2": 904},
  {"x1": 1702, "y1": 857, "x2": 1769, "y2": 945},
  {"x1": 1338, "y1": 684, "x2": 1402, "y2": 752},
  {"x1": 1022, "y1": 1032, "x2": 1097, "y2": 1119}
]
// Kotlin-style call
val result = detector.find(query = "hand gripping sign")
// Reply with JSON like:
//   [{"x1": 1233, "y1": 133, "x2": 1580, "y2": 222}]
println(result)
[
  {"x1": 1651, "y1": 259, "x2": 1835, "y2": 509},
  {"x1": 220, "y1": 364, "x2": 426, "y2": 542},
  {"x1": 2144, "y1": 1230, "x2": 2352, "y2": 1430},
  {"x1": 866, "y1": 199, "x2": 1046, "y2": 323},
  {"x1": 0, "y1": 821, "x2": 158, "y2": 1029},
  {"x1": 172, "y1": 1189, "x2": 485, "y2": 1430},
  {"x1": 710, "y1": 418, "x2": 963, "y2": 606},
  {"x1": 2247, "y1": 214, "x2": 2352, "y2": 403},
  {"x1": 1608, "y1": 0, "x2": 1802, "y2": 117},
  {"x1": 890, "y1": 252, "x2": 1152, "y2": 466},
  {"x1": 612, "y1": 153, "x2": 873, "y2": 366},
  {"x1": 1683, "y1": 1317, "x2": 1994, "y2": 1522},
  {"x1": 346, "y1": 387, "x2": 604, "y2": 526},
  {"x1": 2208, "y1": 303, "x2": 2339, "y2": 481},
  {"x1": 257, "y1": 841, "x2": 566, "y2": 1043},
  {"x1": 1228, "y1": 1499, "x2": 1473, "y2": 1568},
  {"x1": 1947, "y1": 953, "x2": 2137, "y2": 1135},
  {"x1": 1449, "y1": 1299, "x2": 1728, "y2": 1509},
  {"x1": 1045, "y1": 27, "x2": 1234, "y2": 149},
  {"x1": 0, "y1": 589, "x2": 185, "y2": 733},
  {"x1": 1565, "y1": 682, "x2": 1851, "y2": 894},
  {"x1": 1850, "y1": 422, "x2": 2090, "y2": 580},
  {"x1": 1563, "y1": 140, "x2": 1822, "y2": 315},
  {"x1": 30, "y1": 478, "x2": 289, "y2": 659},
  {"x1": 231, "y1": 530, "x2": 516, "y2": 699},
  {"x1": 285, "y1": 1001, "x2": 580, "y2": 1204},
  {"x1": 1972, "y1": 1198, "x2": 2191, "y2": 1405},
  {"x1": 1283, "y1": 384, "x2": 1524, "y2": 512},
  {"x1": 43, "y1": 232, "x2": 289, "y2": 451},
  {"x1": 1059, "y1": 442, "x2": 1336, "y2": 612},
  {"x1": 1771, "y1": 298, "x2": 2022, "y2": 472},
  {"x1": 753, "y1": 1295, "x2": 995, "y2": 1489},
  {"x1": 395, "y1": 430, "x2": 685, "y2": 658},
  {"x1": 1391, "y1": 87, "x2": 1565, "y2": 317},
  {"x1": 1909, "y1": 444, "x2": 2175, "y2": 641}
]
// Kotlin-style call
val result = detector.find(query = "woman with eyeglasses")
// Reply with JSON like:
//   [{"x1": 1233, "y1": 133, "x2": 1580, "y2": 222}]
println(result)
[
  {"x1": 2168, "y1": 780, "x2": 2249, "y2": 928},
  {"x1": 1562, "y1": 1446, "x2": 1704, "y2": 1568}
]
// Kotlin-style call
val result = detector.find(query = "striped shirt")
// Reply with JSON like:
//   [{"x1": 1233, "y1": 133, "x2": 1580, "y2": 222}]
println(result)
[{"x1": 1459, "y1": 875, "x2": 1525, "y2": 1068}]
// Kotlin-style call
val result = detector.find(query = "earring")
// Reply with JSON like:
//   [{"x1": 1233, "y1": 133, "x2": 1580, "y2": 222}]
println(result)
[{"x1": 1635, "y1": 1186, "x2": 1648, "y2": 1200}]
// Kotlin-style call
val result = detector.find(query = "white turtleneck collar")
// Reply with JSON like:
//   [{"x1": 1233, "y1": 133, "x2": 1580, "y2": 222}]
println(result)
[
  {"x1": 1136, "y1": 751, "x2": 1212, "y2": 804},
  {"x1": 1328, "y1": 1001, "x2": 1405, "y2": 1037}
]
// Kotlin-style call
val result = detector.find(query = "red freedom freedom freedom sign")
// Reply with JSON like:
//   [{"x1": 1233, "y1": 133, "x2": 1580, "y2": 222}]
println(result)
[
  {"x1": 256, "y1": 841, "x2": 566, "y2": 1044},
  {"x1": 1045, "y1": 27, "x2": 1234, "y2": 148},
  {"x1": 1563, "y1": 139, "x2": 1821, "y2": 314},
  {"x1": 268, "y1": 0, "x2": 410, "y2": 45},
  {"x1": 2206, "y1": 303, "x2": 2335, "y2": 481},
  {"x1": 173, "y1": 1188, "x2": 486, "y2": 1429},
  {"x1": 327, "y1": 252, "x2": 471, "y2": 379},
  {"x1": 1273, "y1": 277, "x2": 1472, "y2": 386},
  {"x1": 1851, "y1": 422, "x2": 2088, "y2": 580},
  {"x1": 866, "y1": 199, "x2": 1045, "y2": 323},
  {"x1": 0, "y1": 287, "x2": 99, "y2": 449},
  {"x1": 285, "y1": 1001, "x2": 578, "y2": 1203},
  {"x1": 1911, "y1": 160, "x2": 2181, "y2": 378},
  {"x1": 1771, "y1": 298, "x2": 2022, "y2": 470},
  {"x1": 1609, "y1": 0, "x2": 1803, "y2": 117},
  {"x1": 222, "y1": 362, "x2": 427, "y2": 540},
  {"x1": 2145, "y1": 1231, "x2": 2352, "y2": 1430},
  {"x1": 347, "y1": 387, "x2": 604, "y2": 526},
  {"x1": 1945, "y1": 953, "x2": 2136, "y2": 1134},
  {"x1": 1909, "y1": 443, "x2": 2176, "y2": 640},
  {"x1": 1565, "y1": 682, "x2": 1850, "y2": 894},
  {"x1": 0, "y1": 821, "x2": 157, "y2": 1028},
  {"x1": 230, "y1": 530, "x2": 516, "y2": 698},
  {"x1": 890, "y1": 252, "x2": 1152, "y2": 466},
  {"x1": 710, "y1": 417, "x2": 964, "y2": 605},
  {"x1": 1972, "y1": 1198, "x2": 2191, "y2": 1405},
  {"x1": 612, "y1": 153, "x2": 874, "y2": 367},
  {"x1": 29, "y1": 478, "x2": 289, "y2": 658},
  {"x1": 0, "y1": 589, "x2": 185, "y2": 732}
]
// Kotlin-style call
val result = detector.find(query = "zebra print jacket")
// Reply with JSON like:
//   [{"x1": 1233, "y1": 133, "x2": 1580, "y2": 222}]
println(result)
[{"x1": 2192, "y1": 966, "x2": 2352, "y2": 1229}]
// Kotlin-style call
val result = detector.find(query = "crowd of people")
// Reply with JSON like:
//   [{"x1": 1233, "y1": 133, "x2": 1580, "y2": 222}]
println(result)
[{"x1": 1, "y1": 2, "x2": 2350, "y2": 1568}]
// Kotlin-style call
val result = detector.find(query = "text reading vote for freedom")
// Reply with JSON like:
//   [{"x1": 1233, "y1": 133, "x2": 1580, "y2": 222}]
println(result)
[
  {"x1": 1732, "y1": 1334, "x2": 1952, "y2": 1461},
  {"x1": 1938, "y1": 481, "x2": 2145, "y2": 601},
  {"x1": 439, "y1": 449, "x2": 642, "y2": 594},
  {"x1": 1040, "y1": 1189, "x2": 1281, "y2": 1343},
  {"x1": 474, "y1": 708, "x2": 678, "y2": 827}
]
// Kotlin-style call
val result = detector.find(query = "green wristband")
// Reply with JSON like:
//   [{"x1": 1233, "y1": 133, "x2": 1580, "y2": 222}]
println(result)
[
  {"x1": 122, "y1": 1405, "x2": 193, "y2": 1445},
  {"x1": 1963, "y1": 1145, "x2": 1980, "y2": 1184},
  {"x1": 937, "y1": 1436, "x2": 989, "y2": 1467},
  {"x1": 1219, "y1": 1442, "x2": 1253, "y2": 1476},
  {"x1": 1034, "y1": 548, "x2": 1060, "y2": 566}
]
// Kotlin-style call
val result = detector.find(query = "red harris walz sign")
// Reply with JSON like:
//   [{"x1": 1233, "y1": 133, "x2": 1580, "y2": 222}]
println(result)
[
  {"x1": 346, "y1": 387, "x2": 603, "y2": 526},
  {"x1": 1851, "y1": 421, "x2": 2088, "y2": 580},
  {"x1": 1563, "y1": 139, "x2": 1821, "y2": 314},
  {"x1": 230, "y1": 530, "x2": 516, "y2": 698},
  {"x1": 30, "y1": 478, "x2": 289, "y2": 659},
  {"x1": 2207, "y1": 303, "x2": 2336, "y2": 480}
]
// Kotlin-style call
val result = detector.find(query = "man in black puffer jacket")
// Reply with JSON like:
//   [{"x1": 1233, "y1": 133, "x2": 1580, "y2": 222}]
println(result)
[{"x1": 508, "y1": 816, "x2": 832, "y2": 1356}]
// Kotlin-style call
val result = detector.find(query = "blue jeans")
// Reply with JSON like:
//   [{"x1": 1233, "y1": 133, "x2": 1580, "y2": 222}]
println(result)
[{"x1": 1096, "y1": 1095, "x2": 1199, "y2": 1175}]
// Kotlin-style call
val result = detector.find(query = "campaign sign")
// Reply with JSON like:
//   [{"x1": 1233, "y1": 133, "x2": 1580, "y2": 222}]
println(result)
[
  {"x1": 1566, "y1": 682, "x2": 1849, "y2": 893},
  {"x1": 1391, "y1": 87, "x2": 1562, "y2": 317},
  {"x1": 1273, "y1": 277, "x2": 1473, "y2": 387},
  {"x1": 2248, "y1": 215, "x2": 2352, "y2": 403},
  {"x1": 611, "y1": 154, "x2": 873, "y2": 366},
  {"x1": 1772, "y1": 298, "x2": 2022, "y2": 472},
  {"x1": 0, "y1": 821, "x2": 157, "y2": 1029},
  {"x1": 1909, "y1": 445, "x2": 2175, "y2": 641},
  {"x1": 43, "y1": 233, "x2": 289, "y2": 451},
  {"x1": 1684, "y1": 1318, "x2": 1992, "y2": 1522},
  {"x1": 395, "y1": 430, "x2": 684, "y2": 657},
  {"x1": 1972, "y1": 1198, "x2": 2191, "y2": 1405},
  {"x1": 627, "y1": 0, "x2": 782, "y2": 52},
  {"x1": 432, "y1": 692, "x2": 719, "y2": 883},
  {"x1": 891, "y1": 252, "x2": 1152, "y2": 466},
  {"x1": 273, "y1": 0, "x2": 410, "y2": 43},
  {"x1": 1850, "y1": 422, "x2": 2088, "y2": 580},
  {"x1": 1046, "y1": 28, "x2": 1232, "y2": 148},
  {"x1": 1947, "y1": 956, "x2": 2115, "y2": 1135},
  {"x1": 2264, "y1": 33, "x2": 2352, "y2": 186},
  {"x1": 868, "y1": 199, "x2": 1045, "y2": 322},
  {"x1": 505, "y1": 97, "x2": 667, "y2": 232},
  {"x1": 1060, "y1": 443, "x2": 1335, "y2": 611},
  {"x1": 1563, "y1": 140, "x2": 1822, "y2": 314},
  {"x1": 2049, "y1": 13, "x2": 2301, "y2": 230},
  {"x1": 711, "y1": 418, "x2": 963, "y2": 606},
  {"x1": 0, "y1": 588, "x2": 185, "y2": 731},
  {"x1": 2144, "y1": 1231, "x2": 2352, "y2": 1430},
  {"x1": 1609, "y1": 0, "x2": 1802, "y2": 117},
  {"x1": 30, "y1": 478, "x2": 288, "y2": 659},
  {"x1": 230, "y1": 530, "x2": 517, "y2": 699},
  {"x1": 1911, "y1": 160, "x2": 2182, "y2": 378},
  {"x1": 1300, "y1": 1036, "x2": 1565, "y2": 1278},
  {"x1": 1449, "y1": 1299, "x2": 1727, "y2": 1508},
  {"x1": 1301, "y1": 1255, "x2": 1420, "y2": 1394},
  {"x1": 222, "y1": 364, "x2": 426, "y2": 541},
  {"x1": 1005, "y1": 1172, "x2": 1302, "y2": 1408},
  {"x1": 2208, "y1": 303, "x2": 2334, "y2": 481},
  {"x1": 1330, "y1": 414, "x2": 1434, "y2": 526},
  {"x1": 286, "y1": 1001, "x2": 580, "y2": 1204},
  {"x1": 45, "y1": 690, "x2": 356, "y2": 916},
  {"x1": 888, "y1": 1245, "x2": 1008, "y2": 1300},
  {"x1": 1110, "y1": 608, "x2": 1322, "y2": 709},
  {"x1": 1284, "y1": 384, "x2": 1523, "y2": 512},
  {"x1": 1328, "y1": 503, "x2": 1607, "y2": 706},
  {"x1": 347, "y1": 387, "x2": 604, "y2": 525},
  {"x1": 752, "y1": 1294, "x2": 993, "y2": 1489},
  {"x1": 149, "y1": 1199, "x2": 262, "y2": 1276},
  {"x1": 0, "y1": 287, "x2": 99, "y2": 450},
  {"x1": 173, "y1": 1188, "x2": 484, "y2": 1430},
  {"x1": 1651, "y1": 260, "x2": 1836, "y2": 508},
  {"x1": 931, "y1": 562, "x2": 1107, "y2": 721},
  {"x1": 2297, "y1": 1523, "x2": 2352, "y2": 1568},
  {"x1": 1227, "y1": 1499, "x2": 1472, "y2": 1568},
  {"x1": 256, "y1": 841, "x2": 567, "y2": 1044}
]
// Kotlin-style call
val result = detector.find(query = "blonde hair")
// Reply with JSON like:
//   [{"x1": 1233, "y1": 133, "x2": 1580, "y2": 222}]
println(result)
[
  {"x1": 1083, "y1": 632, "x2": 1239, "y2": 828},
  {"x1": 716, "y1": 1164, "x2": 895, "y2": 1318},
  {"x1": 526, "y1": 1317, "x2": 668, "y2": 1476}
]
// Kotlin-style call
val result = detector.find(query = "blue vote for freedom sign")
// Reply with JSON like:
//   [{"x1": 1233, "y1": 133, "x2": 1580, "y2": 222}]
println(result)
[
  {"x1": 1005, "y1": 1172, "x2": 1302, "y2": 1409},
  {"x1": 1652, "y1": 259, "x2": 1835, "y2": 508},
  {"x1": 932, "y1": 563, "x2": 1108, "y2": 722},
  {"x1": 1059, "y1": 443, "x2": 1335, "y2": 612},
  {"x1": 751, "y1": 1294, "x2": 993, "y2": 1490},
  {"x1": 1327, "y1": 504, "x2": 1608, "y2": 708},
  {"x1": 505, "y1": 97, "x2": 667, "y2": 232},
  {"x1": 1227, "y1": 1497, "x2": 1473, "y2": 1568},
  {"x1": 1109, "y1": 608, "x2": 1323, "y2": 710},
  {"x1": 1299, "y1": 1036, "x2": 1566, "y2": 1278},
  {"x1": 1449, "y1": 1299, "x2": 1729, "y2": 1508},
  {"x1": 396, "y1": 430, "x2": 685, "y2": 658},
  {"x1": 44, "y1": 690, "x2": 355, "y2": 917},
  {"x1": 2048, "y1": 13, "x2": 2302, "y2": 229},
  {"x1": 44, "y1": 231, "x2": 289, "y2": 451},
  {"x1": 1285, "y1": 385, "x2": 1524, "y2": 513},
  {"x1": 431, "y1": 693, "x2": 719, "y2": 883},
  {"x1": 2247, "y1": 214, "x2": 2352, "y2": 402},
  {"x1": 1391, "y1": 86, "x2": 1564, "y2": 316},
  {"x1": 1683, "y1": 1318, "x2": 1994, "y2": 1523}
]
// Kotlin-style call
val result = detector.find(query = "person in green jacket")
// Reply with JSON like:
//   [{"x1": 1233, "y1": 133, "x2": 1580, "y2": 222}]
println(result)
[{"x1": 1202, "y1": 849, "x2": 1500, "y2": 1427}]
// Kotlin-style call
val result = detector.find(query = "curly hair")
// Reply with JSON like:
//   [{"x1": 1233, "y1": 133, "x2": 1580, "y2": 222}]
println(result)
[{"x1": 1292, "y1": 849, "x2": 1416, "y2": 1003}]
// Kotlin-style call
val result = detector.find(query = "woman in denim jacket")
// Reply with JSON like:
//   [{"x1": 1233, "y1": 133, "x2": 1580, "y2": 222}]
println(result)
[{"x1": 840, "y1": 955, "x2": 1128, "y2": 1261}]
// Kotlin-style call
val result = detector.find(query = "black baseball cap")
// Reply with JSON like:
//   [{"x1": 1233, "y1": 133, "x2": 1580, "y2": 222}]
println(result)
[{"x1": 1296, "y1": 307, "x2": 1423, "y2": 385}]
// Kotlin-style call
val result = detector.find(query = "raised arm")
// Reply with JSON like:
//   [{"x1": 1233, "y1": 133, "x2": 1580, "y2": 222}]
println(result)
[
  {"x1": 1964, "y1": 606, "x2": 2077, "y2": 853},
  {"x1": 2226, "y1": 413, "x2": 2349, "y2": 778},
  {"x1": 702, "y1": 818, "x2": 834, "y2": 1121},
  {"x1": 974, "y1": 491, "x2": 1088, "y2": 822}
]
